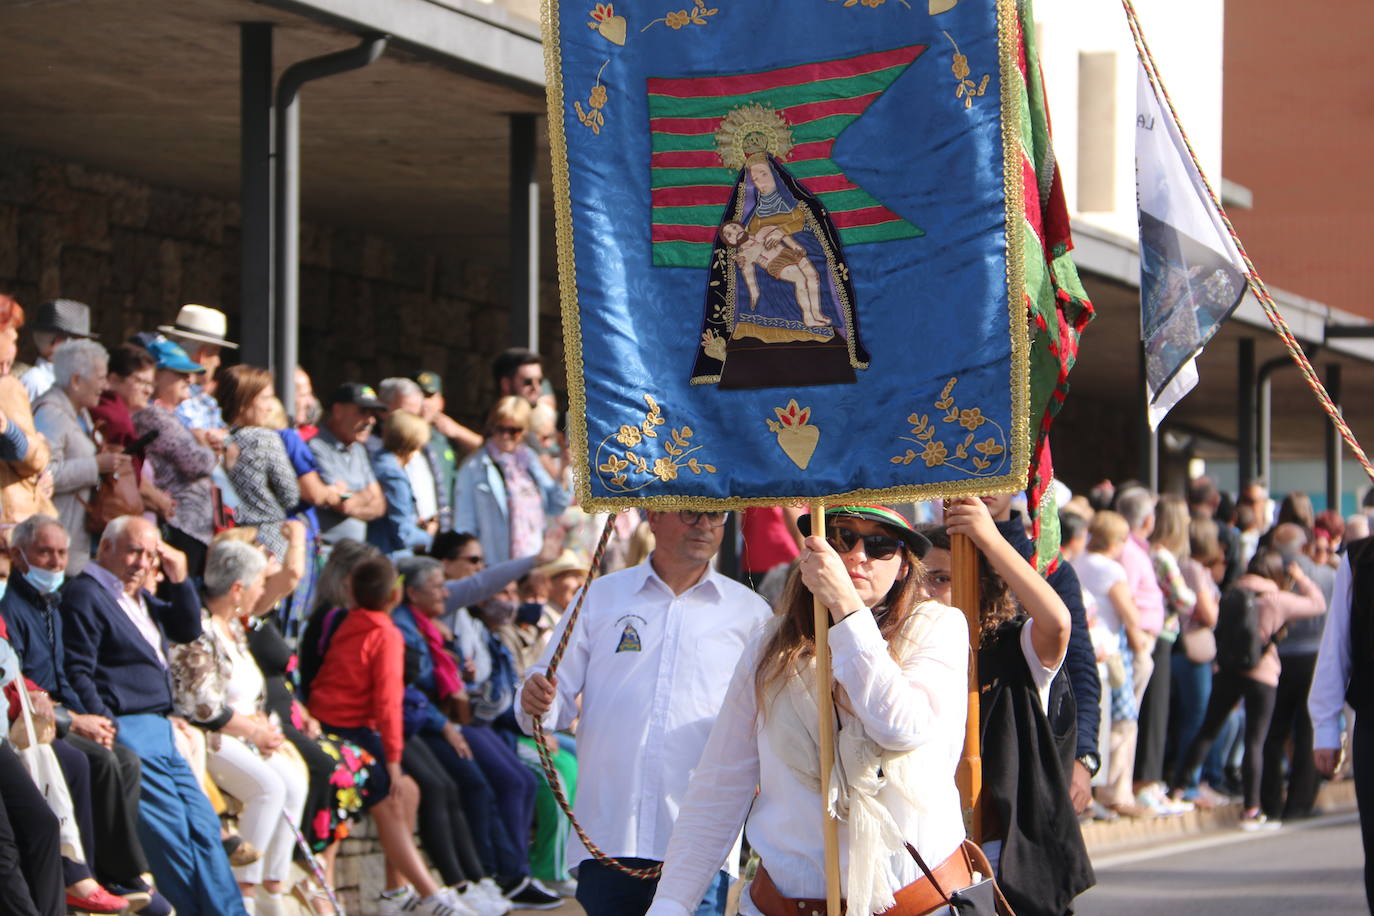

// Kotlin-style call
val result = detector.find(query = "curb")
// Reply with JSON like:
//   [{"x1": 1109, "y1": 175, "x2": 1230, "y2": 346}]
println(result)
[{"x1": 1081, "y1": 777, "x2": 1358, "y2": 856}]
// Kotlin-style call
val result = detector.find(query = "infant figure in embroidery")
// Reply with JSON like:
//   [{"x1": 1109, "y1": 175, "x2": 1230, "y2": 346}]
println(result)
[{"x1": 721, "y1": 221, "x2": 832, "y2": 330}]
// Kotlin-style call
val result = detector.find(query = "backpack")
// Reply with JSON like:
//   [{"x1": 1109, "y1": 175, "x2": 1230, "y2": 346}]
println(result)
[{"x1": 1213, "y1": 586, "x2": 1277, "y2": 672}]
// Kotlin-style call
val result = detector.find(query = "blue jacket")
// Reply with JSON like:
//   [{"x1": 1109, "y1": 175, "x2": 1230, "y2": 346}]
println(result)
[
  {"x1": 996, "y1": 513, "x2": 1100, "y2": 759},
  {"x1": 368, "y1": 451, "x2": 433, "y2": 559},
  {"x1": 60, "y1": 571, "x2": 202, "y2": 718},
  {"x1": 393, "y1": 605, "x2": 450, "y2": 737},
  {"x1": 453, "y1": 447, "x2": 570, "y2": 566},
  {"x1": 0, "y1": 572, "x2": 79, "y2": 710}
]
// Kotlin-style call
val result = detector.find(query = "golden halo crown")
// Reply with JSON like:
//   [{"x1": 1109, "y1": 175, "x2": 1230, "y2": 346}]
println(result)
[{"x1": 714, "y1": 104, "x2": 794, "y2": 171}]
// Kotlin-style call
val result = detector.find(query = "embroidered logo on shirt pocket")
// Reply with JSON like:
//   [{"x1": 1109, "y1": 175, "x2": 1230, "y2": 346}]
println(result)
[{"x1": 615, "y1": 622, "x2": 642, "y2": 653}]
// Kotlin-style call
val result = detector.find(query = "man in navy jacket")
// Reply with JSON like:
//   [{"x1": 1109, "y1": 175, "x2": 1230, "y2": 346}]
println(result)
[
  {"x1": 60, "y1": 516, "x2": 246, "y2": 916},
  {"x1": 1, "y1": 514, "x2": 159, "y2": 905},
  {"x1": 983, "y1": 493, "x2": 1101, "y2": 813}
]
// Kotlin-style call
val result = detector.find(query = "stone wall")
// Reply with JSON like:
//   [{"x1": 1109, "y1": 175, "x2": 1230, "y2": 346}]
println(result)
[{"x1": 0, "y1": 145, "x2": 563, "y2": 428}]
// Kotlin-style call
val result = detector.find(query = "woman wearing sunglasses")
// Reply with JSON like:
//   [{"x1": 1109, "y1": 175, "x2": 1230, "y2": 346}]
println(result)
[
  {"x1": 646, "y1": 504, "x2": 980, "y2": 916},
  {"x1": 918, "y1": 497, "x2": 1087, "y2": 915}
]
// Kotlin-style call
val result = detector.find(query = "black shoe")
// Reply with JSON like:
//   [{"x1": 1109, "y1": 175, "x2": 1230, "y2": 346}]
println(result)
[{"x1": 504, "y1": 878, "x2": 562, "y2": 910}]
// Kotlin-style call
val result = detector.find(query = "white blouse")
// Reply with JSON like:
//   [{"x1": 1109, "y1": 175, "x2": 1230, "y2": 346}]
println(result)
[{"x1": 646, "y1": 602, "x2": 972, "y2": 916}]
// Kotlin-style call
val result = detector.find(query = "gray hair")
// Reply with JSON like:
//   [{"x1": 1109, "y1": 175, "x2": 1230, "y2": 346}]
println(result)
[
  {"x1": 397, "y1": 555, "x2": 443, "y2": 591},
  {"x1": 204, "y1": 539, "x2": 268, "y2": 599},
  {"x1": 11, "y1": 514, "x2": 67, "y2": 552},
  {"x1": 1116, "y1": 487, "x2": 1156, "y2": 531},
  {"x1": 378, "y1": 377, "x2": 422, "y2": 409},
  {"x1": 54, "y1": 339, "x2": 109, "y2": 389},
  {"x1": 98, "y1": 515, "x2": 142, "y2": 550}
]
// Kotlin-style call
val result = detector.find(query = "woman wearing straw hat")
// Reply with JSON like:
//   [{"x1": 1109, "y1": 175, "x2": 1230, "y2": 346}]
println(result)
[{"x1": 646, "y1": 505, "x2": 976, "y2": 916}]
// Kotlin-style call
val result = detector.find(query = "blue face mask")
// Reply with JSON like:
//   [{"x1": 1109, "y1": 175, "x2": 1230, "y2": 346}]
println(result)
[{"x1": 22, "y1": 563, "x2": 64, "y2": 596}]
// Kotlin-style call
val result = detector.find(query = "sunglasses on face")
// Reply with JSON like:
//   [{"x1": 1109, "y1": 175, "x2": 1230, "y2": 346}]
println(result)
[
  {"x1": 494, "y1": 425, "x2": 526, "y2": 437},
  {"x1": 677, "y1": 510, "x2": 728, "y2": 528},
  {"x1": 827, "y1": 527, "x2": 903, "y2": 561}
]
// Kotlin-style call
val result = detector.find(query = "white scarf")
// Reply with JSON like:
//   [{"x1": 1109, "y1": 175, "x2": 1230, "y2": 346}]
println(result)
[{"x1": 764, "y1": 602, "x2": 950, "y2": 915}]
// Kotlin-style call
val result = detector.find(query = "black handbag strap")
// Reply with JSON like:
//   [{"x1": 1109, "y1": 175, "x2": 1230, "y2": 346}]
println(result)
[
  {"x1": 904, "y1": 843, "x2": 951, "y2": 904},
  {"x1": 905, "y1": 840, "x2": 1015, "y2": 915}
]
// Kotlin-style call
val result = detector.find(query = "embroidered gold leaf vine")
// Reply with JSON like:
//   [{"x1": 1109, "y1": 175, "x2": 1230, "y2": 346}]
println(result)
[
  {"x1": 597, "y1": 394, "x2": 717, "y2": 493},
  {"x1": 891, "y1": 378, "x2": 1008, "y2": 476},
  {"x1": 943, "y1": 31, "x2": 989, "y2": 108},
  {"x1": 574, "y1": 60, "x2": 611, "y2": 135},
  {"x1": 642, "y1": 0, "x2": 718, "y2": 32},
  {"x1": 829, "y1": 0, "x2": 913, "y2": 9}
]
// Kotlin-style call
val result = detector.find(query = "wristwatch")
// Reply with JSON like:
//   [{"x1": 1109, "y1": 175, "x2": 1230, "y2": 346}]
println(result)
[{"x1": 1076, "y1": 752, "x2": 1101, "y2": 778}]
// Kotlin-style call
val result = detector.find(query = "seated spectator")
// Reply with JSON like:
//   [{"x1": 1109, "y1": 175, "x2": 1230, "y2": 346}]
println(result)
[
  {"x1": 34, "y1": 340, "x2": 130, "y2": 575},
  {"x1": 309, "y1": 385, "x2": 387, "y2": 548},
  {"x1": 158, "y1": 305, "x2": 236, "y2": 436},
  {"x1": 60, "y1": 516, "x2": 247, "y2": 916},
  {"x1": 0, "y1": 294, "x2": 55, "y2": 526},
  {"x1": 21, "y1": 299, "x2": 96, "y2": 404},
  {"x1": 454, "y1": 398, "x2": 569, "y2": 567},
  {"x1": 393, "y1": 557, "x2": 549, "y2": 908},
  {"x1": 135, "y1": 339, "x2": 220, "y2": 576},
  {"x1": 0, "y1": 515, "x2": 170, "y2": 914},
  {"x1": 94, "y1": 343, "x2": 176, "y2": 524},
  {"x1": 217, "y1": 365, "x2": 301, "y2": 560},
  {"x1": 369, "y1": 411, "x2": 435, "y2": 560},
  {"x1": 0, "y1": 629, "x2": 66, "y2": 916},
  {"x1": 170, "y1": 539, "x2": 308, "y2": 916},
  {"x1": 305, "y1": 554, "x2": 472, "y2": 916}
]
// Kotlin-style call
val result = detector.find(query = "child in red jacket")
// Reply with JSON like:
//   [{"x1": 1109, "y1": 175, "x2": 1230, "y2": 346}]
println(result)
[{"x1": 307, "y1": 555, "x2": 467, "y2": 916}]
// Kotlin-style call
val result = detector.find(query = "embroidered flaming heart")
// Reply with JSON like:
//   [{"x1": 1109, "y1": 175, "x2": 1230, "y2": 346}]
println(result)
[
  {"x1": 588, "y1": 4, "x2": 627, "y2": 45},
  {"x1": 766, "y1": 399, "x2": 820, "y2": 470}
]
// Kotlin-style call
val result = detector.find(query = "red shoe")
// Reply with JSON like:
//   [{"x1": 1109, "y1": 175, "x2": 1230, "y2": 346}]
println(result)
[{"x1": 66, "y1": 886, "x2": 131, "y2": 914}]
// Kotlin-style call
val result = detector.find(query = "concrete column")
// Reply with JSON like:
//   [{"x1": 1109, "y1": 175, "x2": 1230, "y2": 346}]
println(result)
[
  {"x1": 509, "y1": 114, "x2": 540, "y2": 351},
  {"x1": 1237, "y1": 338, "x2": 1256, "y2": 486},
  {"x1": 1326, "y1": 362, "x2": 1343, "y2": 513},
  {"x1": 239, "y1": 23, "x2": 274, "y2": 368}
]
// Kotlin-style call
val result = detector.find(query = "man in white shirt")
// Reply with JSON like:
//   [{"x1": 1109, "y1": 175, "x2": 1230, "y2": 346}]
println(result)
[
  {"x1": 1309, "y1": 536, "x2": 1374, "y2": 908},
  {"x1": 518, "y1": 510, "x2": 770, "y2": 916}
]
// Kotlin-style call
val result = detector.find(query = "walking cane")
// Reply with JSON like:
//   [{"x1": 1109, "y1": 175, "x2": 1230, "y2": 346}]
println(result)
[{"x1": 282, "y1": 812, "x2": 344, "y2": 916}]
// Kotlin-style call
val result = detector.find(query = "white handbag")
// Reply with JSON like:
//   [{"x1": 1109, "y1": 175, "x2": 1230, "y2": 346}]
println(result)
[{"x1": 14, "y1": 682, "x2": 87, "y2": 863}]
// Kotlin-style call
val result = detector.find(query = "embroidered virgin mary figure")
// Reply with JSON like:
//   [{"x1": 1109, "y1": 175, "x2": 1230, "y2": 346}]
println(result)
[{"x1": 690, "y1": 105, "x2": 869, "y2": 390}]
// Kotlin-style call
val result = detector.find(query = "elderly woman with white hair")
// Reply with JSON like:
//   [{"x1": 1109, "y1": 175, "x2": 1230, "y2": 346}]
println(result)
[
  {"x1": 169, "y1": 538, "x2": 309, "y2": 916},
  {"x1": 33, "y1": 339, "x2": 132, "y2": 573}
]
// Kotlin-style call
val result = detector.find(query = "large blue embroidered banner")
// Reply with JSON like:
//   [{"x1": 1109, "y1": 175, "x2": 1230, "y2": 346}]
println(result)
[{"x1": 547, "y1": 0, "x2": 1030, "y2": 510}]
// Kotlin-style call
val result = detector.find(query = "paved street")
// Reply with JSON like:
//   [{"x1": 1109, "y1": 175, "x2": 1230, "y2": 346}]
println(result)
[{"x1": 1076, "y1": 812, "x2": 1366, "y2": 915}]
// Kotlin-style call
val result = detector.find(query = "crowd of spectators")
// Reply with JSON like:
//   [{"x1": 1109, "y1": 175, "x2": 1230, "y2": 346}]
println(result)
[
  {"x1": 0, "y1": 297, "x2": 623, "y2": 916},
  {"x1": 0, "y1": 293, "x2": 1366, "y2": 916}
]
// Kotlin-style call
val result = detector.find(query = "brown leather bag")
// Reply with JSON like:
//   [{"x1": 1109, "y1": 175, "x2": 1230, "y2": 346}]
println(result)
[{"x1": 79, "y1": 469, "x2": 142, "y2": 533}]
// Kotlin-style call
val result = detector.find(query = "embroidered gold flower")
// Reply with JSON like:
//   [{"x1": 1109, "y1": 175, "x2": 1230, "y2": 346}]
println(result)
[
  {"x1": 652, "y1": 457, "x2": 678, "y2": 481},
  {"x1": 943, "y1": 32, "x2": 990, "y2": 109},
  {"x1": 575, "y1": 60, "x2": 612, "y2": 135},
  {"x1": 589, "y1": 85, "x2": 608, "y2": 109},
  {"x1": 892, "y1": 377, "x2": 1008, "y2": 477},
  {"x1": 596, "y1": 395, "x2": 717, "y2": 493},
  {"x1": 642, "y1": 0, "x2": 718, "y2": 32},
  {"x1": 920, "y1": 440, "x2": 948, "y2": 467}
]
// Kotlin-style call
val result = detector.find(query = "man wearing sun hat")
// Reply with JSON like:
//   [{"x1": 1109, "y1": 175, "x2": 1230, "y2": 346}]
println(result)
[{"x1": 158, "y1": 304, "x2": 237, "y2": 435}]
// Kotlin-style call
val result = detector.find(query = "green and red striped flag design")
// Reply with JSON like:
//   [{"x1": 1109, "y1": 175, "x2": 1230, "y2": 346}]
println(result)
[{"x1": 648, "y1": 45, "x2": 929, "y2": 269}]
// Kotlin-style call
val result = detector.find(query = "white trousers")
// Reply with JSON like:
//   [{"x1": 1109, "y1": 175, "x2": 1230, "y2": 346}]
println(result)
[{"x1": 208, "y1": 735, "x2": 308, "y2": 884}]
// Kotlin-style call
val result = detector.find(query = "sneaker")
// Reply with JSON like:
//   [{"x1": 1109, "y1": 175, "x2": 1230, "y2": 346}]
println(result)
[
  {"x1": 1089, "y1": 800, "x2": 1119, "y2": 822},
  {"x1": 503, "y1": 878, "x2": 562, "y2": 911},
  {"x1": 378, "y1": 886, "x2": 419, "y2": 916},
  {"x1": 545, "y1": 878, "x2": 578, "y2": 898},
  {"x1": 415, "y1": 889, "x2": 476, "y2": 916},
  {"x1": 456, "y1": 884, "x2": 509, "y2": 916},
  {"x1": 1239, "y1": 812, "x2": 1281, "y2": 832}
]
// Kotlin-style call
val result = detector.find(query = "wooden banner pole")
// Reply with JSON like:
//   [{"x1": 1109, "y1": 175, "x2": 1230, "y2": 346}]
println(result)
[
  {"x1": 811, "y1": 501, "x2": 842, "y2": 915},
  {"x1": 951, "y1": 529, "x2": 983, "y2": 843}
]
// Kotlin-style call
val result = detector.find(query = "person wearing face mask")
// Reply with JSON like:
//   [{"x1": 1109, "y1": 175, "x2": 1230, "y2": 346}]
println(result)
[{"x1": 2, "y1": 515, "x2": 171, "y2": 913}]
